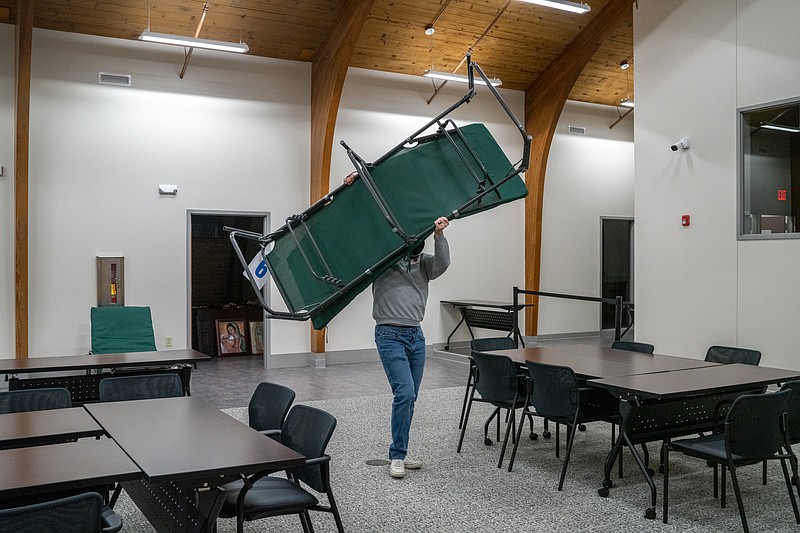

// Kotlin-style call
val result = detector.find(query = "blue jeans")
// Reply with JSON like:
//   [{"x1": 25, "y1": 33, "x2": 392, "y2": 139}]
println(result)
[{"x1": 375, "y1": 325, "x2": 426, "y2": 460}]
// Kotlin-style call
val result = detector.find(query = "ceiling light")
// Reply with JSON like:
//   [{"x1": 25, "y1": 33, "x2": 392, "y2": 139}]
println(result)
[
  {"x1": 425, "y1": 25, "x2": 435, "y2": 36},
  {"x1": 139, "y1": 30, "x2": 249, "y2": 53},
  {"x1": 423, "y1": 70, "x2": 502, "y2": 87},
  {"x1": 760, "y1": 122, "x2": 800, "y2": 133},
  {"x1": 619, "y1": 98, "x2": 634, "y2": 108},
  {"x1": 620, "y1": 61, "x2": 630, "y2": 70},
  {"x1": 521, "y1": 0, "x2": 591, "y2": 14}
]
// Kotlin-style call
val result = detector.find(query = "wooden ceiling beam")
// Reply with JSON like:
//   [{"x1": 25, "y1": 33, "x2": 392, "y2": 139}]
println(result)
[
  {"x1": 308, "y1": 0, "x2": 376, "y2": 353},
  {"x1": 15, "y1": 0, "x2": 33, "y2": 359},
  {"x1": 522, "y1": 0, "x2": 633, "y2": 337}
]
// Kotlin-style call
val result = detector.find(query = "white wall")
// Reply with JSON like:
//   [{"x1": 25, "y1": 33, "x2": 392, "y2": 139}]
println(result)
[
  {"x1": 0, "y1": 26, "x2": 636, "y2": 361},
  {"x1": 634, "y1": 0, "x2": 800, "y2": 368},
  {"x1": 538, "y1": 101, "x2": 634, "y2": 335}
]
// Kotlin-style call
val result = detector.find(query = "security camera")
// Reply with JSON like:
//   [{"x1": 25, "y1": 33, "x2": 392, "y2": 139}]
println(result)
[{"x1": 670, "y1": 138, "x2": 690, "y2": 151}]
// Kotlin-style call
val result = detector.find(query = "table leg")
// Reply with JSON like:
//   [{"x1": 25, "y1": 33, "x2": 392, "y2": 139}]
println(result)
[
  {"x1": 597, "y1": 398, "x2": 657, "y2": 520},
  {"x1": 122, "y1": 480, "x2": 226, "y2": 533},
  {"x1": 445, "y1": 315, "x2": 466, "y2": 350}
]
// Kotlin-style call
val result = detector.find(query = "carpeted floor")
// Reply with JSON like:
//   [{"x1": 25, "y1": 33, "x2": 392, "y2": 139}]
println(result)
[{"x1": 114, "y1": 387, "x2": 800, "y2": 532}]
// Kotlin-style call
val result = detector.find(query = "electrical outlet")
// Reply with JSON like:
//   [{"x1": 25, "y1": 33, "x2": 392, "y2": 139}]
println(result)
[{"x1": 165, "y1": 336, "x2": 173, "y2": 348}]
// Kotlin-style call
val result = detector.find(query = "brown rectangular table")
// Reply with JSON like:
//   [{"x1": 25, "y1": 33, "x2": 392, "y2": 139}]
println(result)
[
  {"x1": 0, "y1": 438, "x2": 141, "y2": 504},
  {"x1": 0, "y1": 349, "x2": 211, "y2": 404},
  {"x1": 0, "y1": 407, "x2": 105, "y2": 450},
  {"x1": 588, "y1": 363, "x2": 800, "y2": 519},
  {"x1": 492, "y1": 344, "x2": 715, "y2": 379},
  {"x1": 85, "y1": 396, "x2": 305, "y2": 533}
]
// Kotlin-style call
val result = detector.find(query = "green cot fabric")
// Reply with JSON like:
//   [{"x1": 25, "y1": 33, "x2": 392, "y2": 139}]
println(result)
[
  {"x1": 265, "y1": 123, "x2": 528, "y2": 329},
  {"x1": 90, "y1": 306, "x2": 157, "y2": 354}
]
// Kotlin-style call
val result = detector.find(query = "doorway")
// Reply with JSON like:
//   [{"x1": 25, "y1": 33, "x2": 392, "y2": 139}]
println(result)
[
  {"x1": 187, "y1": 211, "x2": 270, "y2": 367},
  {"x1": 600, "y1": 217, "x2": 634, "y2": 331}
]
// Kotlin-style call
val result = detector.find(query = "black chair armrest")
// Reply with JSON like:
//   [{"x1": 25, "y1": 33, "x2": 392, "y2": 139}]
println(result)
[
  {"x1": 712, "y1": 399, "x2": 734, "y2": 433},
  {"x1": 101, "y1": 506, "x2": 123, "y2": 533},
  {"x1": 301, "y1": 454, "x2": 331, "y2": 468},
  {"x1": 260, "y1": 429, "x2": 281, "y2": 438}
]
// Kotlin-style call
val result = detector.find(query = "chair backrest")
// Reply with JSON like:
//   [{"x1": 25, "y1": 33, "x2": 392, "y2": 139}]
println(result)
[
  {"x1": 471, "y1": 351, "x2": 520, "y2": 404},
  {"x1": 281, "y1": 405, "x2": 337, "y2": 493},
  {"x1": 99, "y1": 374, "x2": 184, "y2": 402},
  {"x1": 780, "y1": 380, "x2": 800, "y2": 441},
  {"x1": 525, "y1": 361, "x2": 579, "y2": 419},
  {"x1": 90, "y1": 306, "x2": 157, "y2": 354},
  {"x1": 0, "y1": 492, "x2": 105, "y2": 533},
  {"x1": 0, "y1": 388, "x2": 72, "y2": 414},
  {"x1": 704, "y1": 345, "x2": 761, "y2": 366},
  {"x1": 611, "y1": 340, "x2": 655, "y2": 354},
  {"x1": 725, "y1": 389, "x2": 791, "y2": 459},
  {"x1": 248, "y1": 382, "x2": 296, "y2": 432},
  {"x1": 470, "y1": 336, "x2": 517, "y2": 353}
]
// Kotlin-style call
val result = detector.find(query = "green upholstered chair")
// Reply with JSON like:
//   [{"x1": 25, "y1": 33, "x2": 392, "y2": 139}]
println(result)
[{"x1": 90, "y1": 306, "x2": 157, "y2": 354}]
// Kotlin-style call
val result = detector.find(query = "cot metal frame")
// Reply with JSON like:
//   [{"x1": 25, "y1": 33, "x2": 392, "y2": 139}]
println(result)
[{"x1": 227, "y1": 53, "x2": 531, "y2": 323}]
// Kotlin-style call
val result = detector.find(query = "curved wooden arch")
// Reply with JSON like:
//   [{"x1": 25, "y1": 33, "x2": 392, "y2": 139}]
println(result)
[{"x1": 523, "y1": 0, "x2": 633, "y2": 337}]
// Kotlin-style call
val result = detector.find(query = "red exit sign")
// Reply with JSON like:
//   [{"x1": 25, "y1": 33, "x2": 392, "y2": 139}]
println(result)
[{"x1": 778, "y1": 189, "x2": 787, "y2": 201}]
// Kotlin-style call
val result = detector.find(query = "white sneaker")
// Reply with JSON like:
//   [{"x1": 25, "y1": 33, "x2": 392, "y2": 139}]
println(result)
[
  {"x1": 389, "y1": 459, "x2": 406, "y2": 478},
  {"x1": 403, "y1": 453, "x2": 423, "y2": 470}
]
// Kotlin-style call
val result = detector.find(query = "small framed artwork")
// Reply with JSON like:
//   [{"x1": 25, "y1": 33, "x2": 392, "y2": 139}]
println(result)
[
  {"x1": 249, "y1": 321, "x2": 265, "y2": 355},
  {"x1": 216, "y1": 319, "x2": 248, "y2": 356}
]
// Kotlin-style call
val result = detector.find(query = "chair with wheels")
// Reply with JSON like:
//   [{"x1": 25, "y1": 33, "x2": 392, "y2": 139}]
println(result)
[
  {"x1": 662, "y1": 389, "x2": 800, "y2": 532},
  {"x1": 508, "y1": 361, "x2": 618, "y2": 488},
  {"x1": 457, "y1": 350, "x2": 531, "y2": 469},
  {"x1": 611, "y1": 340, "x2": 655, "y2": 354},
  {"x1": 458, "y1": 337, "x2": 517, "y2": 430},
  {"x1": 704, "y1": 345, "x2": 761, "y2": 366},
  {"x1": 219, "y1": 404, "x2": 344, "y2": 533},
  {"x1": 0, "y1": 387, "x2": 72, "y2": 414},
  {"x1": 0, "y1": 492, "x2": 122, "y2": 533},
  {"x1": 98, "y1": 373, "x2": 185, "y2": 402},
  {"x1": 248, "y1": 381, "x2": 296, "y2": 440}
]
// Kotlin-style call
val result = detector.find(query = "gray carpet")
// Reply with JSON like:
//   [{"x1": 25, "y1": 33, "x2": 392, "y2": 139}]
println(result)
[{"x1": 114, "y1": 387, "x2": 800, "y2": 532}]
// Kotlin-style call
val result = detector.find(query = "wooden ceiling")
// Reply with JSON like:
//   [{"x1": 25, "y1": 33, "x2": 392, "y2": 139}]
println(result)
[{"x1": 0, "y1": 0, "x2": 634, "y2": 106}]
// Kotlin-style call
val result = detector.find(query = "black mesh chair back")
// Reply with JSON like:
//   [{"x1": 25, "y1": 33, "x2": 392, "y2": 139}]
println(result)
[
  {"x1": 282, "y1": 404, "x2": 337, "y2": 493},
  {"x1": 526, "y1": 361, "x2": 579, "y2": 419},
  {"x1": 0, "y1": 492, "x2": 120, "y2": 533},
  {"x1": 726, "y1": 390, "x2": 791, "y2": 459},
  {"x1": 704, "y1": 345, "x2": 762, "y2": 366},
  {"x1": 248, "y1": 382, "x2": 296, "y2": 432},
  {"x1": 98, "y1": 374, "x2": 184, "y2": 402},
  {"x1": 0, "y1": 388, "x2": 71, "y2": 414},
  {"x1": 470, "y1": 336, "x2": 517, "y2": 353},
  {"x1": 611, "y1": 340, "x2": 655, "y2": 354},
  {"x1": 780, "y1": 380, "x2": 800, "y2": 442},
  {"x1": 472, "y1": 351, "x2": 520, "y2": 406}
]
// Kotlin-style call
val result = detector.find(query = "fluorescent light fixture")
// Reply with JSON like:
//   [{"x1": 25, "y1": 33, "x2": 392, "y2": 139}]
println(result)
[
  {"x1": 619, "y1": 98, "x2": 635, "y2": 108},
  {"x1": 423, "y1": 70, "x2": 502, "y2": 87},
  {"x1": 521, "y1": 0, "x2": 591, "y2": 14},
  {"x1": 760, "y1": 122, "x2": 800, "y2": 133},
  {"x1": 139, "y1": 30, "x2": 249, "y2": 53}
]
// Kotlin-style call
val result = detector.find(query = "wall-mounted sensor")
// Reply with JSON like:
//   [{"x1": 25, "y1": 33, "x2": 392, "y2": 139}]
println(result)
[
  {"x1": 158, "y1": 184, "x2": 178, "y2": 195},
  {"x1": 671, "y1": 138, "x2": 690, "y2": 151}
]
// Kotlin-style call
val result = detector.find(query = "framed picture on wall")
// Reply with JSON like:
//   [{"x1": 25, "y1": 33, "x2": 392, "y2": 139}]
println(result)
[
  {"x1": 249, "y1": 321, "x2": 265, "y2": 355},
  {"x1": 216, "y1": 319, "x2": 248, "y2": 356}
]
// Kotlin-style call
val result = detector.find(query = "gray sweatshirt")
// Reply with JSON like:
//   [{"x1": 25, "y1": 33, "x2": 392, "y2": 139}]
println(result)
[{"x1": 372, "y1": 234, "x2": 451, "y2": 326}]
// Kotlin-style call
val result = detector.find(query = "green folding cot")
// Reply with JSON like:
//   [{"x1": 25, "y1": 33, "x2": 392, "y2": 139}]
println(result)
[{"x1": 228, "y1": 55, "x2": 531, "y2": 329}]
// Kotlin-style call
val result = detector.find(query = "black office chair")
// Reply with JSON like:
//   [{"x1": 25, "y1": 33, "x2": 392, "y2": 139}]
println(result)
[
  {"x1": 508, "y1": 361, "x2": 618, "y2": 489},
  {"x1": 0, "y1": 492, "x2": 122, "y2": 533},
  {"x1": 705, "y1": 345, "x2": 762, "y2": 366},
  {"x1": 457, "y1": 350, "x2": 531, "y2": 469},
  {"x1": 219, "y1": 405, "x2": 344, "y2": 533},
  {"x1": 0, "y1": 388, "x2": 72, "y2": 413},
  {"x1": 248, "y1": 381, "x2": 296, "y2": 440},
  {"x1": 762, "y1": 380, "x2": 800, "y2": 485},
  {"x1": 611, "y1": 340, "x2": 655, "y2": 354},
  {"x1": 662, "y1": 390, "x2": 800, "y2": 532},
  {"x1": 98, "y1": 374, "x2": 184, "y2": 402},
  {"x1": 459, "y1": 337, "x2": 516, "y2": 430}
]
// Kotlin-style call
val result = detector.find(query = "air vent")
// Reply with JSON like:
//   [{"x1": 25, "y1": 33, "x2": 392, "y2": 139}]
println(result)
[
  {"x1": 757, "y1": 147, "x2": 769, "y2": 155},
  {"x1": 98, "y1": 72, "x2": 131, "y2": 87},
  {"x1": 568, "y1": 125, "x2": 586, "y2": 135}
]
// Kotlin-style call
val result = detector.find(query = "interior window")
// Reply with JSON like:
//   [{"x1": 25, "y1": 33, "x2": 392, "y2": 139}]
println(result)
[{"x1": 739, "y1": 99, "x2": 800, "y2": 238}]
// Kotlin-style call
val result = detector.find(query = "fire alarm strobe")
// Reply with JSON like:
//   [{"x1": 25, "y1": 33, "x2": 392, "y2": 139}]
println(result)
[{"x1": 681, "y1": 214, "x2": 690, "y2": 227}]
